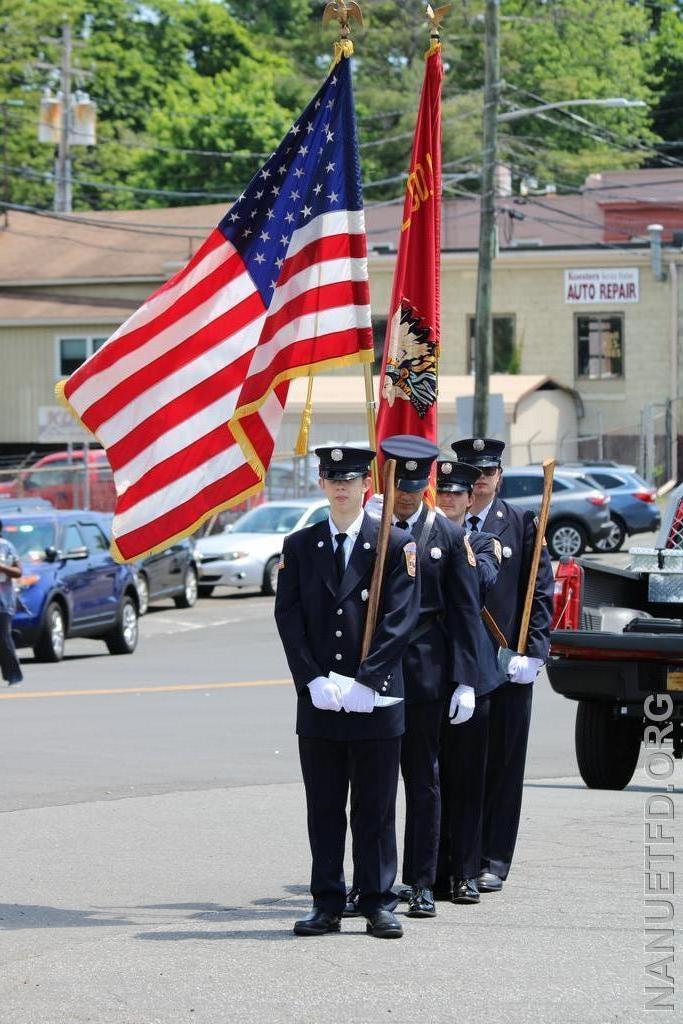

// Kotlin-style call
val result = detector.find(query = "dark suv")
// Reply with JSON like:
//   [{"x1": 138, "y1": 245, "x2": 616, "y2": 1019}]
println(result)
[
  {"x1": 5, "y1": 510, "x2": 139, "y2": 661},
  {"x1": 498, "y1": 466, "x2": 612, "y2": 559}
]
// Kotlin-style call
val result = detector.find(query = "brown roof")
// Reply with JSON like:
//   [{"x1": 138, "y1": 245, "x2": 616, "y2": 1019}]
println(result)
[{"x1": 1, "y1": 166, "x2": 682, "y2": 313}]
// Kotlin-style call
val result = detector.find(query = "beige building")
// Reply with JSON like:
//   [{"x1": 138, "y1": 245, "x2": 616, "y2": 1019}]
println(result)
[{"x1": 1, "y1": 169, "x2": 681, "y2": 476}]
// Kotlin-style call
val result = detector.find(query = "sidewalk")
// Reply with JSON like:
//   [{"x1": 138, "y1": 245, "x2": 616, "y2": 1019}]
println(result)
[{"x1": 0, "y1": 770, "x2": 677, "y2": 1024}]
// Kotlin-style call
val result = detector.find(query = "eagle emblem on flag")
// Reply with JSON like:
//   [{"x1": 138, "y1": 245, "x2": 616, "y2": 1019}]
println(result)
[{"x1": 380, "y1": 302, "x2": 437, "y2": 420}]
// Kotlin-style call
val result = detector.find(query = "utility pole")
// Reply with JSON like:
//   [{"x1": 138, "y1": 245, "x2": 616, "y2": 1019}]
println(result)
[
  {"x1": 473, "y1": 0, "x2": 500, "y2": 436},
  {"x1": 36, "y1": 21, "x2": 94, "y2": 212},
  {"x1": 55, "y1": 20, "x2": 73, "y2": 213}
]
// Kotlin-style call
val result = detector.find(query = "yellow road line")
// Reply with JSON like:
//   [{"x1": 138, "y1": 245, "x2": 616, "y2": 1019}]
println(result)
[{"x1": 0, "y1": 679, "x2": 291, "y2": 701}]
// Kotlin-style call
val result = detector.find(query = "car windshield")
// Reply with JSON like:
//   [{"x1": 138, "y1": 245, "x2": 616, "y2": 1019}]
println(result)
[
  {"x1": 230, "y1": 505, "x2": 304, "y2": 534},
  {"x1": 1, "y1": 519, "x2": 56, "y2": 561}
]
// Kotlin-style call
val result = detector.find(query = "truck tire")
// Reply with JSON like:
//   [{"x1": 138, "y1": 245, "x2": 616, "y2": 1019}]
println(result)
[{"x1": 575, "y1": 700, "x2": 641, "y2": 790}]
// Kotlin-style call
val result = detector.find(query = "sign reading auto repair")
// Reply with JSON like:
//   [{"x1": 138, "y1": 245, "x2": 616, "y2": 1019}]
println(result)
[{"x1": 564, "y1": 267, "x2": 639, "y2": 304}]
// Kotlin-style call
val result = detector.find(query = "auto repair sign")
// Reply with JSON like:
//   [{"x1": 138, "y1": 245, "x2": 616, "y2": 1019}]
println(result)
[{"x1": 564, "y1": 268, "x2": 639, "y2": 304}]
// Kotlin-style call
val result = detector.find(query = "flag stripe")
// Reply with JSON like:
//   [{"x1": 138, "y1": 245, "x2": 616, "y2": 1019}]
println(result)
[
  {"x1": 261, "y1": 275, "x2": 370, "y2": 348},
  {"x1": 238, "y1": 324, "x2": 371, "y2": 408},
  {"x1": 107, "y1": 356, "x2": 251, "y2": 474},
  {"x1": 83, "y1": 290, "x2": 265, "y2": 435},
  {"x1": 248, "y1": 301, "x2": 371, "y2": 381},
  {"x1": 115, "y1": 460, "x2": 259, "y2": 562},
  {"x1": 64, "y1": 234, "x2": 240, "y2": 393},
  {"x1": 285, "y1": 210, "x2": 366, "y2": 260},
  {"x1": 265, "y1": 254, "x2": 368, "y2": 331},
  {"x1": 113, "y1": 388, "x2": 285, "y2": 544},
  {"x1": 277, "y1": 232, "x2": 367, "y2": 290}
]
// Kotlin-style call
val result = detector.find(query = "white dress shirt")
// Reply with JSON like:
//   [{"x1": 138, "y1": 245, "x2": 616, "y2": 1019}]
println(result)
[
  {"x1": 328, "y1": 508, "x2": 365, "y2": 569},
  {"x1": 466, "y1": 499, "x2": 493, "y2": 534},
  {"x1": 392, "y1": 503, "x2": 424, "y2": 533}
]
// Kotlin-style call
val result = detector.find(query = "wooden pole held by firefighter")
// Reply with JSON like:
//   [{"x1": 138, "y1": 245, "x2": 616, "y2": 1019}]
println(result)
[
  {"x1": 360, "y1": 458, "x2": 396, "y2": 660},
  {"x1": 517, "y1": 457, "x2": 555, "y2": 654}
]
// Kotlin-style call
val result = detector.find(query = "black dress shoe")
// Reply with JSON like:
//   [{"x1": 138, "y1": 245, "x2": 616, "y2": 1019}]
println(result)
[
  {"x1": 293, "y1": 908, "x2": 341, "y2": 936},
  {"x1": 365, "y1": 909, "x2": 403, "y2": 938},
  {"x1": 343, "y1": 887, "x2": 361, "y2": 918},
  {"x1": 477, "y1": 871, "x2": 503, "y2": 893},
  {"x1": 452, "y1": 878, "x2": 480, "y2": 904},
  {"x1": 406, "y1": 886, "x2": 436, "y2": 918}
]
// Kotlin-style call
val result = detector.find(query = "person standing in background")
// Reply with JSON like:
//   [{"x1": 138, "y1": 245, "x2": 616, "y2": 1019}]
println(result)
[{"x1": 0, "y1": 520, "x2": 23, "y2": 687}]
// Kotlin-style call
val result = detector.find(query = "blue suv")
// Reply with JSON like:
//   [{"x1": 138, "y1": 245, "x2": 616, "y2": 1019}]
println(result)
[{"x1": 3, "y1": 509, "x2": 140, "y2": 662}]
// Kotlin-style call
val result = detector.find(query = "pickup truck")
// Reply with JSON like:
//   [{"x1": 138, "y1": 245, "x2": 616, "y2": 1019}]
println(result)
[{"x1": 547, "y1": 483, "x2": 683, "y2": 790}]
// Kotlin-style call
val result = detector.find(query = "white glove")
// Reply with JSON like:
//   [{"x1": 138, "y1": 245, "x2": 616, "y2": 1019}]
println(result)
[
  {"x1": 364, "y1": 493, "x2": 384, "y2": 521},
  {"x1": 449, "y1": 684, "x2": 475, "y2": 725},
  {"x1": 308, "y1": 676, "x2": 342, "y2": 711},
  {"x1": 342, "y1": 680, "x2": 375, "y2": 714},
  {"x1": 507, "y1": 655, "x2": 543, "y2": 685}
]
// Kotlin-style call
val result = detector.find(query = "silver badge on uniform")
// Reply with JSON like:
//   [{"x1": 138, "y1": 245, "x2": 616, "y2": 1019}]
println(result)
[
  {"x1": 331, "y1": 448, "x2": 343, "y2": 462},
  {"x1": 430, "y1": 547, "x2": 442, "y2": 560},
  {"x1": 441, "y1": 463, "x2": 453, "y2": 474},
  {"x1": 473, "y1": 439, "x2": 485, "y2": 451},
  {"x1": 406, "y1": 460, "x2": 418, "y2": 471},
  {"x1": 502, "y1": 545, "x2": 512, "y2": 559},
  {"x1": 361, "y1": 589, "x2": 369, "y2": 602}
]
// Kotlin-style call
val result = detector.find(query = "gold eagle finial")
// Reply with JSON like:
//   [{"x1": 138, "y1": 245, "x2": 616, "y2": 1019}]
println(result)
[
  {"x1": 322, "y1": 0, "x2": 363, "y2": 39},
  {"x1": 426, "y1": 3, "x2": 450, "y2": 31}
]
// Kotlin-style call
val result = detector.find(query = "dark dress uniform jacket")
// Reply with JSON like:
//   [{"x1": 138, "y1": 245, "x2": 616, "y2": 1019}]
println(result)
[
  {"x1": 480, "y1": 497, "x2": 554, "y2": 688},
  {"x1": 275, "y1": 513, "x2": 420, "y2": 741},
  {"x1": 468, "y1": 530, "x2": 502, "y2": 696},
  {"x1": 402, "y1": 510, "x2": 480, "y2": 705}
]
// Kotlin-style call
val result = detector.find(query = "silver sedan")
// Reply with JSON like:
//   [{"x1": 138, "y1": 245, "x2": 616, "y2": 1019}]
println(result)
[{"x1": 195, "y1": 499, "x2": 330, "y2": 596}]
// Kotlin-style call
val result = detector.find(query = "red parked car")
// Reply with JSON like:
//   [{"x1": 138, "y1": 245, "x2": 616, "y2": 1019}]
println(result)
[{"x1": 0, "y1": 450, "x2": 116, "y2": 512}]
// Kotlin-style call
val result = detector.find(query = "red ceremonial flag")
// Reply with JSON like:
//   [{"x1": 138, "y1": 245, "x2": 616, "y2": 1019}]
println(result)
[
  {"x1": 375, "y1": 43, "x2": 442, "y2": 483},
  {"x1": 58, "y1": 55, "x2": 373, "y2": 562}
]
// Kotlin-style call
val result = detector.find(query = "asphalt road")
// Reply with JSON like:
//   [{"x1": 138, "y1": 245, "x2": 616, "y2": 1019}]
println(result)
[
  {"x1": 0, "y1": 536, "x2": 657, "y2": 814},
  {"x1": 0, "y1": 599, "x2": 571, "y2": 814},
  {"x1": 0, "y1": 536, "x2": 675, "y2": 1024}
]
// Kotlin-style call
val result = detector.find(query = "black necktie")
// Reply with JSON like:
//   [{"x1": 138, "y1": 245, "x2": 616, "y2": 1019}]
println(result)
[
  {"x1": 334, "y1": 533, "x2": 347, "y2": 582},
  {"x1": 469, "y1": 515, "x2": 480, "y2": 533},
  {"x1": 396, "y1": 520, "x2": 410, "y2": 530}
]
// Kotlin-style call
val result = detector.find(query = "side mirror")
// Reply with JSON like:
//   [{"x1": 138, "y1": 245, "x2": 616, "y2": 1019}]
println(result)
[
  {"x1": 65, "y1": 546, "x2": 89, "y2": 560},
  {"x1": 44, "y1": 546, "x2": 58, "y2": 563}
]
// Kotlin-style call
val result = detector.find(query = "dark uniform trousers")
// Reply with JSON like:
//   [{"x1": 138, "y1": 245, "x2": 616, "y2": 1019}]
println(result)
[
  {"x1": 274, "y1": 513, "x2": 421, "y2": 917},
  {"x1": 439, "y1": 681, "x2": 533, "y2": 881},
  {"x1": 303, "y1": 735, "x2": 401, "y2": 915},
  {"x1": 438, "y1": 498, "x2": 552, "y2": 886},
  {"x1": 394, "y1": 509, "x2": 480, "y2": 889},
  {"x1": 400, "y1": 699, "x2": 445, "y2": 887}
]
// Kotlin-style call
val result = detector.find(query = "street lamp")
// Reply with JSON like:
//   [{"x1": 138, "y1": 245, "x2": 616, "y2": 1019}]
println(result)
[{"x1": 497, "y1": 97, "x2": 646, "y2": 123}]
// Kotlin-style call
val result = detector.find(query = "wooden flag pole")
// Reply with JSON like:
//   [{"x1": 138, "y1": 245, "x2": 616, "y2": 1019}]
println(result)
[
  {"x1": 360, "y1": 458, "x2": 396, "y2": 660},
  {"x1": 517, "y1": 457, "x2": 555, "y2": 654}
]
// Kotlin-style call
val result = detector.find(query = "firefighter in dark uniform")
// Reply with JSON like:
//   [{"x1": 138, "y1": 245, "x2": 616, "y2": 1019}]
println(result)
[
  {"x1": 274, "y1": 445, "x2": 420, "y2": 939},
  {"x1": 443, "y1": 437, "x2": 553, "y2": 901},
  {"x1": 435, "y1": 456, "x2": 502, "y2": 903},
  {"x1": 346, "y1": 435, "x2": 481, "y2": 919}
]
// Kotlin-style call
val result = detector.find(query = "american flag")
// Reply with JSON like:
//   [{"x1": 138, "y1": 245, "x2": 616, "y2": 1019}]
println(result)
[{"x1": 59, "y1": 56, "x2": 373, "y2": 562}]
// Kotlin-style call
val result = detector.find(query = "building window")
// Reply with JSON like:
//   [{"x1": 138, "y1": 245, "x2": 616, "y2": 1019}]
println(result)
[
  {"x1": 467, "y1": 315, "x2": 518, "y2": 373},
  {"x1": 56, "y1": 336, "x2": 108, "y2": 378},
  {"x1": 576, "y1": 315, "x2": 623, "y2": 380}
]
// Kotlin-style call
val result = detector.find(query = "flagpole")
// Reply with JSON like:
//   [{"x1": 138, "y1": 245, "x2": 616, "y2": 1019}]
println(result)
[{"x1": 321, "y1": 1, "x2": 380, "y2": 490}]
